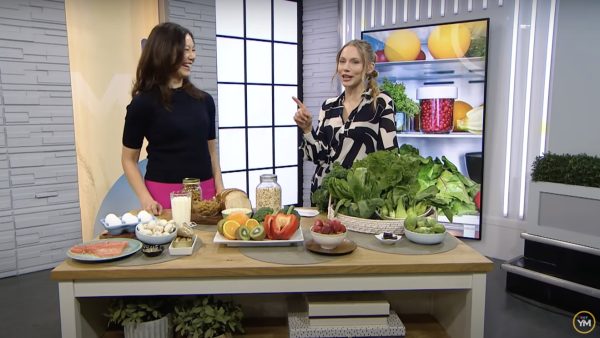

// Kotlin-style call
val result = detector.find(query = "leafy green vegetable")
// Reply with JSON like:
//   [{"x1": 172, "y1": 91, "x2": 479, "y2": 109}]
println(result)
[
  {"x1": 380, "y1": 78, "x2": 420, "y2": 117},
  {"x1": 318, "y1": 144, "x2": 480, "y2": 221},
  {"x1": 465, "y1": 36, "x2": 487, "y2": 57},
  {"x1": 252, "y1": 207, "x2": 274, "y2": 223}
]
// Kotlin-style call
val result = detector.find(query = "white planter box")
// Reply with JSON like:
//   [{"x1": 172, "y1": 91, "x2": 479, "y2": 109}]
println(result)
[
  {"x1": 124, "y1": 315, "x2": 172, "y2": 338},
  {"x1": 527, "y1": 182, "x2": 600, "y2": 250}
]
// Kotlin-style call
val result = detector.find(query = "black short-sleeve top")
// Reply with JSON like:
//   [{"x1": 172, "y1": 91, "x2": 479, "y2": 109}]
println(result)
[{"x1": 122, "y1": 88, "x2": 216, "y2": 183}]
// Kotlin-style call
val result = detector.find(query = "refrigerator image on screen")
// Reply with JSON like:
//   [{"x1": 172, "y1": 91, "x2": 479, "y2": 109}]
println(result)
[{"x1": 362, "y1": 19, "x2": 489, "y2": 240}]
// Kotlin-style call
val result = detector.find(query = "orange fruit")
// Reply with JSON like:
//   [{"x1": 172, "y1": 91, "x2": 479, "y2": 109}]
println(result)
[
  {"x1": 222, "y1": 220, "x2": 241, "y2": 240},
  {"x1": 225, "y1": 212, "x2": 250, "y2": 225},
  {"x1": 428, "y1": 23, "x2": 471, "y2": 59},
  {"x1": 453, "y1": 100, "x2": 473, "y2": 131},
  {"x1": 245, "y1": 218, "x2": 260, "y2": 230},
  {"x1": 384, "y1": 30, "x2": 421, "y2": 61}
]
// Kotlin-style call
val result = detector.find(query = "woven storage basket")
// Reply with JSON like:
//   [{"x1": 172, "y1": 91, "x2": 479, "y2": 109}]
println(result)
[
  {"x1": 326, "y1": 197, "x2": 404, "y2": 234},
  {"x1": 327, "y1": 197, "x2": 435, "y2": 235}
]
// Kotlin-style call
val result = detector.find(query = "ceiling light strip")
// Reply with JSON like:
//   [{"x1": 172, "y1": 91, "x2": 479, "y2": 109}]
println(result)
[
  {"x1": 454, "y1": 0, "x2": 459, "y2": 14},
  {"x1": 540, "y1": 0, "x2": 556, "y2": 155},
  {"x1": 503, "y1": 0, "x2": 521, "y2": 217},
  {"x1": 404, "y1": 0, "x2": 408, "y2": 22},
  {"x1": 468, "y1": 0, "x2": 473, "y2": 12},
  {"x1": 361, "y1": 0, "x2": 366, "y2": 31},
  {"x1": 351, "y1": 0, "x2": 356, "y2": 40},
  {"x1": 483, "y1": 0, "x2": 488, "y2": 10},
  {"x1": 342, "y1": 0, "x2": 347, "y2": 45},
  {"x1": 441, "y1": 0, "x2": 445, "y2": 16},
  {"x1": 518, "y1": 0, "x2": 538, "y2": 219},
  {"x1": 428, "y1": 0, "x2": 432, "y2": 19},
  {"x1": 392, "y1": 0, "x2": 397, "y2": 24},
  {"x1": 381, "y1": 0, "x2": 386, "y2": 26},
  {"x1": 370, "y1": 0, "x2": 375, "y2": 27}
]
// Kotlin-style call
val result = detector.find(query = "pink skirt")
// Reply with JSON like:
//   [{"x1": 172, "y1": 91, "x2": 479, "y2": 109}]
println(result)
[{"x1": 145, "y1": 178, "x2": 216, "y2": 209}]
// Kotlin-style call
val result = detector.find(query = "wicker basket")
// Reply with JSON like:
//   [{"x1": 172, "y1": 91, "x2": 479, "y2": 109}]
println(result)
[{"x1": 327, "y1": 197, "x2": 434, "y2": 235}]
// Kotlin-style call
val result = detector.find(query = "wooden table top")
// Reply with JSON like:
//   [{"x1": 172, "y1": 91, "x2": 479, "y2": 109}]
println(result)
[{"x1": 51, "y1": 213, "x2": 493, "y2": 281}]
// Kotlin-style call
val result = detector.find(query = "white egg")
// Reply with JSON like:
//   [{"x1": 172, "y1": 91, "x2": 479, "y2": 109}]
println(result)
[
  {"x1": 137, "y1": 210, "x2": 153, "y2": 223},
  {"x1": 121, "y1": 212, "x2": 139, "y2": 224},
  {"x1": 104, "y1": 213, "x2": 122, "y2": 226}
]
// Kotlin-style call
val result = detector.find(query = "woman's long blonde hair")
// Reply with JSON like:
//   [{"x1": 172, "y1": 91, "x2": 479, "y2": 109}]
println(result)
[{"x1": 334, "y1": 39, "x2": 380, "y2": 104}]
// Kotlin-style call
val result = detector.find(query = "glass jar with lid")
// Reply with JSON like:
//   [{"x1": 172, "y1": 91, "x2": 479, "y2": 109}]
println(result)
[
  {"x1": 182, "y1": 178, "x2": 202, "y2": 203},
  {"x1": 417, "y1": 85, "x2": 458, "y2": 133},
  {"x1": 255, "y1": 174, "x2": 282, "y2": 212}
]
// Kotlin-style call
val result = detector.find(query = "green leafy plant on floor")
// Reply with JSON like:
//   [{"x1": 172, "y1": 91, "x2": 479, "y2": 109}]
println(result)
[
  {"x1": 531, "y1": 152, "x2": 600, "y2": 188},
  {"x1": 379, "y1": 78, "x2": 420, "y2": 118},
  {"x1": 172, "y1": 296, "x2": 244, "y2": 338},
  {"x1": 105, "y1": 297, "x2": 168, "y2": 327}
]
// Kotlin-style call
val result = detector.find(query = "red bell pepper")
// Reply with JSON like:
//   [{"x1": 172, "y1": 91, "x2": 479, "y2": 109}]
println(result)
[{"x1": 264, "y1": 213, "x2": 299, "y2": 240}]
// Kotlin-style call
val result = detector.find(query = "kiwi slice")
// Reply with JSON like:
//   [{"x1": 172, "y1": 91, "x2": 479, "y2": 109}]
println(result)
[
  {"x1": 236, "y1": 225, "x2": 251, "y2": 241},
  {"x1": 250, "y1": 224, "x2": 266, "y2": 241},
  {"x1": 217, "y1": 219, "x2": 226, "y2": 236}
]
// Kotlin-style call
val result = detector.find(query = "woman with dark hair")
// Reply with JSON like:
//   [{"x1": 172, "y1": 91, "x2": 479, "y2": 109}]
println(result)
[
  {"x1": 122, "y1": 22, "x2": 223, "y2": 215},
  {"x1": 293, "y1": 39, "x2": 399, "y2": 196}
]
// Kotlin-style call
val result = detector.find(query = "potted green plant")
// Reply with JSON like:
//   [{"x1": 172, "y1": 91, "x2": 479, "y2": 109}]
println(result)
[
  {"x1": 379, "y1": 78, "x2": 420, "y2": 131},
  {"x1": 105, "y1": 297, "x2": 172, "y2": 338},
  {"x1": 172, "y1": 296, "x2": 244, "y2": 338},
  {"x1": 528, "y1": 152, "x2": 600, "y2": 249}
]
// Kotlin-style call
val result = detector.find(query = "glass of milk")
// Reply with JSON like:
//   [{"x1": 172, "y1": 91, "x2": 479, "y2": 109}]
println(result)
[{"x1": 170, "y1": 191, "x2": 191, "y2": 225}]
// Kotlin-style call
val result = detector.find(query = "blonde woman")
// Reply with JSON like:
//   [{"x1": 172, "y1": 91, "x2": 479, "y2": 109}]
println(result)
[{"x1": 293, "y1": 39, "x2": 399, "y2": 196}]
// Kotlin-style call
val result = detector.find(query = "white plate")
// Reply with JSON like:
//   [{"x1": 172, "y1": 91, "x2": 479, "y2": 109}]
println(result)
[
  {"x1": 213, "y1": 228, "x2": 304, "y2": 247},
  {"x1": 66, "y1": 238, "x2": 142, "y2": 262},
  {"x1": 295, "y1": 208, "x2": 320, "y2": 217}
]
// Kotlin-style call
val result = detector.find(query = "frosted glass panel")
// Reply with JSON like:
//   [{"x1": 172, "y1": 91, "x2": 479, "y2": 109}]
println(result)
[
  {"x1": 248, "y1": 169, "x2": 272, "y2": 208},
  {"x1": 222, "y1": 172, "x2": 247, "y2": 193},
  {"x1": 274, "y1": 86, "x2": 297, "y2": 126},
  {"x1": 217, "y1": 84, "x2": 245, "y2": 127},
  {"x1": 247, "y1": 85, "x2": 272, "y2": 126},
  {"x1": 275, "y1": 166, "x2": 298, "y2": 206},
  {"x1": 246, "y1": 41, "x2": 272, "y2": 84},
  {"x1": 216, "y1": 0, "x2": 244, "y2": 37},
  {"x1": 217, "y1": 38, "x2": 244, "y2": 82},
  {"x1": 247, "y1": 128, "x2": 273, "y2": 169},
  {"x1": 246, "y1": 0, "x2": 271, "y2": 39},
  {"x1": 275, "y1": 127, "x2": 298, "y2": 166},
  {"x1": 274, "y1": 0, "x2": 297, "y2": 42},
  {"x1": 274, "y1": 43, "x2": 297, "y2": 84},
  {"x1": 219, "y1": 129, "x2": 247, "y2": 171}
]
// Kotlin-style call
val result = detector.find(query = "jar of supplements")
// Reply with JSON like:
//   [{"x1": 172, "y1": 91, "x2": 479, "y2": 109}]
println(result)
[
  {"x1": 417, "y1": 86, "x2": 458, "y2": 133},
  {"x1": 256, "y1": 174, "x2": 282, "y2": 212}
]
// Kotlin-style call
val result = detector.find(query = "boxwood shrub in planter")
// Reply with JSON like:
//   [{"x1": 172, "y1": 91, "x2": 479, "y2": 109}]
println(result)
[
  {"x1": 531, "y1": 152, "x2": 600, "y2": 187},
  {"x1": 528, "y1": 152, "x2": 600, "y2": 249}
]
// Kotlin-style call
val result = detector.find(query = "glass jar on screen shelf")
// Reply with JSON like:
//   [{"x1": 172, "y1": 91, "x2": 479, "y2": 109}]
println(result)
[
  {"x1": 417, "y1": 85, "x2": 458, "y2": 134},
  {"x1": 256, "y1": 174, "x2": 282, "y2": 212}
]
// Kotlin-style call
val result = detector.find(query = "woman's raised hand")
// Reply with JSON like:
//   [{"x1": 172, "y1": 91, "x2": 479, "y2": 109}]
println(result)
[{"x1": 292, "y1": 96, "x2": 313, "y2": 133}]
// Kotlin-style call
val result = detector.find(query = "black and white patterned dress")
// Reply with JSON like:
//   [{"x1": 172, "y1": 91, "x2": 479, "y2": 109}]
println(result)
[{"x1": 300, "y1": 89, "x2": 399, "y2": 193}]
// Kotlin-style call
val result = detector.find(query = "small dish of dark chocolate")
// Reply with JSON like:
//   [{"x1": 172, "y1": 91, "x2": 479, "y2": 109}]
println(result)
[{"x1": 375, "y1": 232, "x2": 401, "y2": 245}]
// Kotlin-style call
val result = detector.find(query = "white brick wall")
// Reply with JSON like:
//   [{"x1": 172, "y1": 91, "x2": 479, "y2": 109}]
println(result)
[
  {"x1": 300, "y1": 0, "x2": 340, "y2": 205},
  {"x1": 0, "y1": 0, "x2": 81, "y2": 277}
]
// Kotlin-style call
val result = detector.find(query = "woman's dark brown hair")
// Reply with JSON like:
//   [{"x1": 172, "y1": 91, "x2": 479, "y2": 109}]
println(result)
[{"x1": 131, "y1": 22, "x2": 205, "y2": 107}]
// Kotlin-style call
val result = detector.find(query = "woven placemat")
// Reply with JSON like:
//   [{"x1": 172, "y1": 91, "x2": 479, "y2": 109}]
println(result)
[
  {"x1": 112, "y1": 237, "x2": 203, "y2": 266},
  {"x1": 348, "y1": 231, "x2": 458, "y2": 255},
  {"x1": 191, "y1": 223, "x2": 217, "y2": 232},
  {"x1": 239, "y1": 229, "x2": 340, "y2": 265}
]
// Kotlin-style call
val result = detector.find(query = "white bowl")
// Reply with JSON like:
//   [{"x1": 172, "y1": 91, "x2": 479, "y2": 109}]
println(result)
[
  {"x1": 221, "y1": 207, "x2": 253, "y2": 218},
  {"x1": 404, "y1": 228, "x2": 446, "y2": 245},
  {"x1": 135, "y1": 224, "x2": 177, "y2": 245},
  {"x1": 310, "y1": 228, "x2": 347, "y2": 250},
  {"x1": 375, "y1": 232, "x2": 401, "y2": 245}
]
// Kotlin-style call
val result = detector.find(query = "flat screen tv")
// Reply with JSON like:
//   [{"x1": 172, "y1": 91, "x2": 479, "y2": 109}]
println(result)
[{"x1": 362, "y1": 19, "x2": 489, "y2": 240}]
